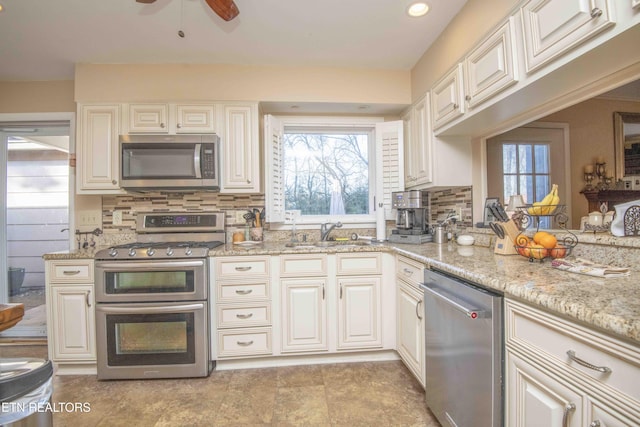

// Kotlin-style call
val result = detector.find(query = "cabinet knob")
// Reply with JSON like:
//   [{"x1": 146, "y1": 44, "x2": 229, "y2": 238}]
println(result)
[
  {"x1": 177, "y1": 123, "x2": 182, "y2": 129},
  {"x1": 160, "y1": 123, "x2": 166, "y2": 128},
  {"x1": 590, "y1": 7, "x2": 603, "y2": 18},
  {"x1": 590, "y1": 421, "x2": 601, "y2": 427},
  {"x1": 112, "y1": 180, "x2": 118, "y2": 185},
  {"x1": 453, "y1": 103, "x2": 459, "y2": 110},
  {"x1": 247, "y1": 179, "x2": 251, "y2": 184},
  {"x1": 465, "y1": 95, "x2": 471, "y2": 101}
]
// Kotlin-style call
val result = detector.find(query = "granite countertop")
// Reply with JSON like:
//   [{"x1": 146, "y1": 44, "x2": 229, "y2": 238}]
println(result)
[{"x1": 43, "y1": 240, "x2": 640, "y2": 345}]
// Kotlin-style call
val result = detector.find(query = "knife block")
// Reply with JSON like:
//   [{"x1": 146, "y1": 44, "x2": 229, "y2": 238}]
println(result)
[{"x1": 493, "y1": 219, "x2": 520, "y2": 255}]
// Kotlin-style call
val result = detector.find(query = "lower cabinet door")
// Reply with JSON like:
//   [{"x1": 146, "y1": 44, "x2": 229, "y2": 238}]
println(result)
[
  {"x1": 337, "y1": 277, "x2": 382, "y2": 350},
  {"x1": 507, "y1": 350, "x2": 583, "y2": 427},
  {"x1": 49, "y1": 285, "x2": 96, "y2": 361},
  {"x1": 281, "y1": 278, "x2": 328, "y2": 353},
  {"x1": 397, "y1": 280, "x2": 425, "y2": 387},
  {"x1": 587, "y1": 398, "x2": 639, "y2": 427}
]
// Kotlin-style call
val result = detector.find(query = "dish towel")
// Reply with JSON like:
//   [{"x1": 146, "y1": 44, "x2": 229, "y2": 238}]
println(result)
[{"x1": 551, "y1": 258, "x2": 630, "y2": 278}]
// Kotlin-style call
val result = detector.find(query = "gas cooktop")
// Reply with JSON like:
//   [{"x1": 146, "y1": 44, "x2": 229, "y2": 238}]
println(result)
[{"x1": 95, "y1": 212, "x2": 226, "y2": 260}]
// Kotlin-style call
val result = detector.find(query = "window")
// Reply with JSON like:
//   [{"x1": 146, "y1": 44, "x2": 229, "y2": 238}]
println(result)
[
  {"x1": 265, "y1": 115, "x2": 403, "y2": 226},
  {"x1": 502, "y1": 143, "x2": 550, "y2": 205},
  {"x1": 283, "y1": 128, "x2": 373, "y2": 217}
]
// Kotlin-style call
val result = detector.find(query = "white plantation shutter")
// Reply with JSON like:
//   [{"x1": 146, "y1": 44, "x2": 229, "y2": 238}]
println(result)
[
  {"x1": 264, "y1": 114, "x2": 286, "y2": 223},
  {"x1": 375, "y1": 121, "x2": 404, "y2": 220}
]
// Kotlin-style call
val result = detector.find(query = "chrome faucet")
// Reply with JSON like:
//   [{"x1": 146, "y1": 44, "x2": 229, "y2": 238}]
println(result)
[{"x1": 320, "y1": 221, "x2": 342, "y2": 241}]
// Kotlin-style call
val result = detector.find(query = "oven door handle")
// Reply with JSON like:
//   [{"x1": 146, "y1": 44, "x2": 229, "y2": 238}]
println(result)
[
  {"x1": 95, "y1": 260, "x2": 205, "y2": 269},
  {"x1": 96, "y1": 303, "x2": 205, "y2": 314}
]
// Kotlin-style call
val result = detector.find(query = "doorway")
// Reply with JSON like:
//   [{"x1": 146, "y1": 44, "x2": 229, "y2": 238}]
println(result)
[
  {"x1": 1, "y1": 120, "x2": 71, "y2": 338},
  {"x1": 486, "y1": 122, "x2": 571, "y2": 228}
]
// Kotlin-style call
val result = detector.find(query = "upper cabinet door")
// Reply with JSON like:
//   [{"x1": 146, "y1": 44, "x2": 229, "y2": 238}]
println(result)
[
  {"x1": 431, "y1": 64, "x2": 465, "y2": 130},
  {"x1": 128, "y1": 104, "x2": 169, "y2": 133},
  {"x1": 520, "y1": 0, "x2": 615, "y2": 73},
  {"x1": 77, "y1": 104, "x2": 123, "y2": 193},
  {"x1": 220, "y1": 104, "x2": 260, "y2": 193},
  {"x1": 175, "y1": 104, "x2": 215, "y2": 133},
  {"x1": 464, "y1": 17, "x2": 518, "y2": 110}
]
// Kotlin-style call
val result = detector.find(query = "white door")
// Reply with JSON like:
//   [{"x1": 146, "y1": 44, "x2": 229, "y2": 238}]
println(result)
[
  {"x1": 0, "y1": 119, "x2": 72, "y2": 337},
  {"x1": 281, "y1": 278, "x2": 327, "y2": 353},
  {"x1": 486, "y1": 123, "x2": 570, "y2": 228},
  {"x1": 337, "y1": 277, "x2": 382, "y2": 349}
]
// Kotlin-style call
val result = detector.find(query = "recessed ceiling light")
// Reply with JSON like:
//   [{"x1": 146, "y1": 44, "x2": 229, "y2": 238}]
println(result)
[
  {"x1": 0, "y1": 4, "x2": 4, "y2": 13},
  {"x1": 407, "y1": 2, "x2": 429, "y2": 17}
]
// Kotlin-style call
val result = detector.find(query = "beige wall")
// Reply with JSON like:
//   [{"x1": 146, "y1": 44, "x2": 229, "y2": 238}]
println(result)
[
  {"x1": 540, "y1": 98, "x2": 640, "y2": 225},
  {"x1": 411, "y1": 0, "x2": 520, "y2": 101},
  {"x1": 74, "y1": 63, "x2": 411, "y2": 104},
  {"x1": 0, "y1": 81, "x2": 75, "y2": 113}
]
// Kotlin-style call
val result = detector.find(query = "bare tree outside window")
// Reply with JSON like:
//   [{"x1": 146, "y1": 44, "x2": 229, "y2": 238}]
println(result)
[{"x1": 283, "y1": 132, "x2": 370, "y2": 216}]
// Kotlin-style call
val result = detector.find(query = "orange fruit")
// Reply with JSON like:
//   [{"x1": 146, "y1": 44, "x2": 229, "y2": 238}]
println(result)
[
  {"x1": 529, "y1": 244, "x2": 548, "y2": 259},
  {"x1": 533, "y1": 231, "x2": 550, "y2": 244},
  {"x1": 539, "y1": 234, "x2": 558, "y2": 249},
  {"x1": 549, "y1": 244, "x2": 567, "y2": 259}
]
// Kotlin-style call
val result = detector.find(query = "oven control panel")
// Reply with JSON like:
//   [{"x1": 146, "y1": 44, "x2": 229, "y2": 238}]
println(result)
[{"x1": 137, "y1": 212, "x2": 225, "y2": 233}]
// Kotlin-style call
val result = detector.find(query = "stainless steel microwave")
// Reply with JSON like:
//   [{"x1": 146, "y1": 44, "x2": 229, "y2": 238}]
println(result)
[{"x1": 120, "y1": 134, "x2": 220, "y2": 191}]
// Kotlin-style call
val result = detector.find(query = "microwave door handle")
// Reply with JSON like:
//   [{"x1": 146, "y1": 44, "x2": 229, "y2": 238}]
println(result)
[{"x1": 194, "y1": 144, "x2": 202, "y2": 178}]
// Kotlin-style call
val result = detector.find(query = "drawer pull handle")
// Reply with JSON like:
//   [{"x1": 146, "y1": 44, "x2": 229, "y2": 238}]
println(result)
[
  {"x1": 403, "y1": 268, "x2": 413, "y2": 275},
  {"x1": 566, "y1": 350, "x2": 612, "y2": 374},
  {"x1": 85, "y1": 290, "x2": 91, "y2": 308},
  {"x1": 235, "y1": 289, "x2": 253, "y2": 295},
  {"x1": 416, "y1": 300, "x2": 423, "y2": 320},
  {"x1": 236, "y1": 313, "x2": 253, "y2": 319},
  {"x1": 237, "y1": 340, "x2": 254, "y2": 347},
  {"x1": 235, "y1": 266, "x2": 252, "y2": 272},
  {"x1": 63, "y1": 270, "x2": 81, "y2": 275},
  {"x1": 590, "y1": 421, "x2": 601, "y2": 427},
  {"x1": 562, "y1": 403, "x2": 576, "y2": 427}
]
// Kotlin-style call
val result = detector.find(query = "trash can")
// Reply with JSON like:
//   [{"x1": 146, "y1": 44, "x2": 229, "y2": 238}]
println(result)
[
  {"x1": 8, "y1": 267, "x2": 26, "y2": 296},
  {"x1": 0, "y1": 358, "x2": 53, "y2": 427}
]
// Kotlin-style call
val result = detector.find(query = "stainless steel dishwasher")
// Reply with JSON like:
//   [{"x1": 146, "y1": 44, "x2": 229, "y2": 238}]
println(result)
[{"x1": 420, "y1": 268, "x2": 503, "y2": 427}]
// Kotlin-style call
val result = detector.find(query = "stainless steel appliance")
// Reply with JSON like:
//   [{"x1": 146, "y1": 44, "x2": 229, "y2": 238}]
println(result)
[
  {"x1": 120, "y1": 134, "x2": 220, "y2": 191},
  {"x1": 94, "y1": 212, "x2": 225, "y2": 380},
  {"x1": 389, "y1": 190, "x2": 432, "y2": 244},
  {"x1": 421, "y1": 269, "x2": 503, "y2": 427}
]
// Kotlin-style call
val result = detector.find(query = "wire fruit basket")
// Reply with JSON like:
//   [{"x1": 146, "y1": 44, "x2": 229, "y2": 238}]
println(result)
[{"x1": 512, "y1": 205, "x2": 578, "y2": 262}]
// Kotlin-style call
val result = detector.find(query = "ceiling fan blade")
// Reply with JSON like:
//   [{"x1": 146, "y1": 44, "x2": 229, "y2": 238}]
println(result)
[
  {"x1": 136, "y1": 0, "x2": 157, "y2": 3},
  {"x1": 204, "y1": 0, "x2": 239, "y2": 21}
]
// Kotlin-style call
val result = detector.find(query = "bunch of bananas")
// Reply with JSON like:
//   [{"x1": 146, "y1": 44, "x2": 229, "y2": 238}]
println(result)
[{"x1": 527, "y1": 184, "x2": 559, "y2": 215}]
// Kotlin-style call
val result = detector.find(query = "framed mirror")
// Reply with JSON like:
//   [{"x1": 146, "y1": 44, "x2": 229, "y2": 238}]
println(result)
[{"x1": 614, "y1": 112, "x2": 640, "y2": 179}]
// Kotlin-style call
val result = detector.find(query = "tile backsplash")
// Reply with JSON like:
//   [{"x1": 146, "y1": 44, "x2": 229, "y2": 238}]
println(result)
[{"x1": 429, "y1": 186, "x2": 473, "y2": 228}]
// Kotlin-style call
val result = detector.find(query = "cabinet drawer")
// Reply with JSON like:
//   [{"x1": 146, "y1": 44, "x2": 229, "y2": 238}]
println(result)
[
  {"x1": 216, "y1": 256, "x2": 269, "y2": 279},
  {"x1": 217, "y1": 303, "x2": 271, "y2": 328},
  {"x1": 217, "y1": 327, "x2": 272, "y2": 358},
  {"x1": 396, "y1": 256, "x2": 424, "y2": 288},
  {"x1": 217, "y1": 281, "x2": 269, "y2": 302},
  {"x1": 48, "y1": 260, "x2": 94, "y2": 283},
  {"x1": 506, "y1": 300, "x2": 640, "y2": 401},
  {"x1": 336, "y1": 253, "x2": 382, "y2": 276},
  {"x1": 280, "y1": 254, "x2": 327, "y2": 277}
]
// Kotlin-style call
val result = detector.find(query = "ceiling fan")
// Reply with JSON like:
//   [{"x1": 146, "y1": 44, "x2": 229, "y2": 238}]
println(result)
[{"x1": 136, "y1": 0, "x2": 239, "y2": 21}]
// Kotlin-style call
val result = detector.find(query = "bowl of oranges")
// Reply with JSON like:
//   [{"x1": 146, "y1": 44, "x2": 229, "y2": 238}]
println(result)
[{"x1": 514, "y1": 231, "x2": 573, "y2": 262}]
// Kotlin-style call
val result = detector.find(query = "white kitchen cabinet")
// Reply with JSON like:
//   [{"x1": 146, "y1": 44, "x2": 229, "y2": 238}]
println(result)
[
  {"x1": 46, "y1": 260, "x2": 96, "y2": 371},
  {"x1": 220, "y1": 103, "x2": 261, "y2": 193},
  {"x1": 127, "y1": 103, "x2": 215, "y2": 134},
  {"x1": 464, "y1": 17, "x2": 518, "y2": 110},
  {"x1": 76, "y1": 104, "x2": 123, "y2": 194},
  {"x1": 431, "y1": 64, "x2": 465, "y2": 130},
  {"x1": 395, "y1": 256, "x2": 425, "y2": 387},
  {"x1": 281, "y1": 278, "x2": 328, "y2": 353},
  {"x1": 505, "y1": 299, "x2": 640, "y2": 426},
  {"x1": 214, "y1": 256, "x2": 272, "y2": 359},
  {"x1": 404, "y1": 94, "x2": 433, "y2": 188},
  {"x1": 520, "y1": 0, "x2": 615, "y2": 73},
  {"x1": 336, "y1": 277, "x2": 382, "y2": 350}
]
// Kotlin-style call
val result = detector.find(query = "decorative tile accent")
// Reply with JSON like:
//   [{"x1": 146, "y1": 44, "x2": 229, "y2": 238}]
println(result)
[{"x1": 429, "y1": 186, "x2": 473, "y2": 227}]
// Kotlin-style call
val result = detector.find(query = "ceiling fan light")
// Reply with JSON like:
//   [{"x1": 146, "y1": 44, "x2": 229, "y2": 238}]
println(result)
[{"x1": 407, "y1": 2, "x2": 429, "y2": 17}]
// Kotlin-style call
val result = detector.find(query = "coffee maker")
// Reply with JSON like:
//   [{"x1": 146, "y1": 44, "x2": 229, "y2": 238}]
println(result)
[{"x1": 389, "y1": 190, "x2": 432, "y2": 244}]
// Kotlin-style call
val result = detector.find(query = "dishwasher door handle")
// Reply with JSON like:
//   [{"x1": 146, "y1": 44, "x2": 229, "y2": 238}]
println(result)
[{"x1": 420, "y1": 283, "x2": 486, "y2": 319}]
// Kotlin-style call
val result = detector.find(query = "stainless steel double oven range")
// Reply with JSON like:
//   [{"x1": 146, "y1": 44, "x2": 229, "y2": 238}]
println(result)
[{"x1": 94, "y1": 212, "x2": 225, "y2": 380}]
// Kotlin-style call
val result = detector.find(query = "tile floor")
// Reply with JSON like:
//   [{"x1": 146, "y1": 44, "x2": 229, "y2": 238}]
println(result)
[
  {"x1": 0, "y1": 343, "x2": 439, "y2": 426},
  {"x1": 51, "y1": 360, "x2": 440, "y2": 426}
]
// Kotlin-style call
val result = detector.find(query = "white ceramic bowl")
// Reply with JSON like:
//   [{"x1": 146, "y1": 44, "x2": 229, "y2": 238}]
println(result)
[{"x1": 456, "y1": 235, "x2": 475, "y2": 246}]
